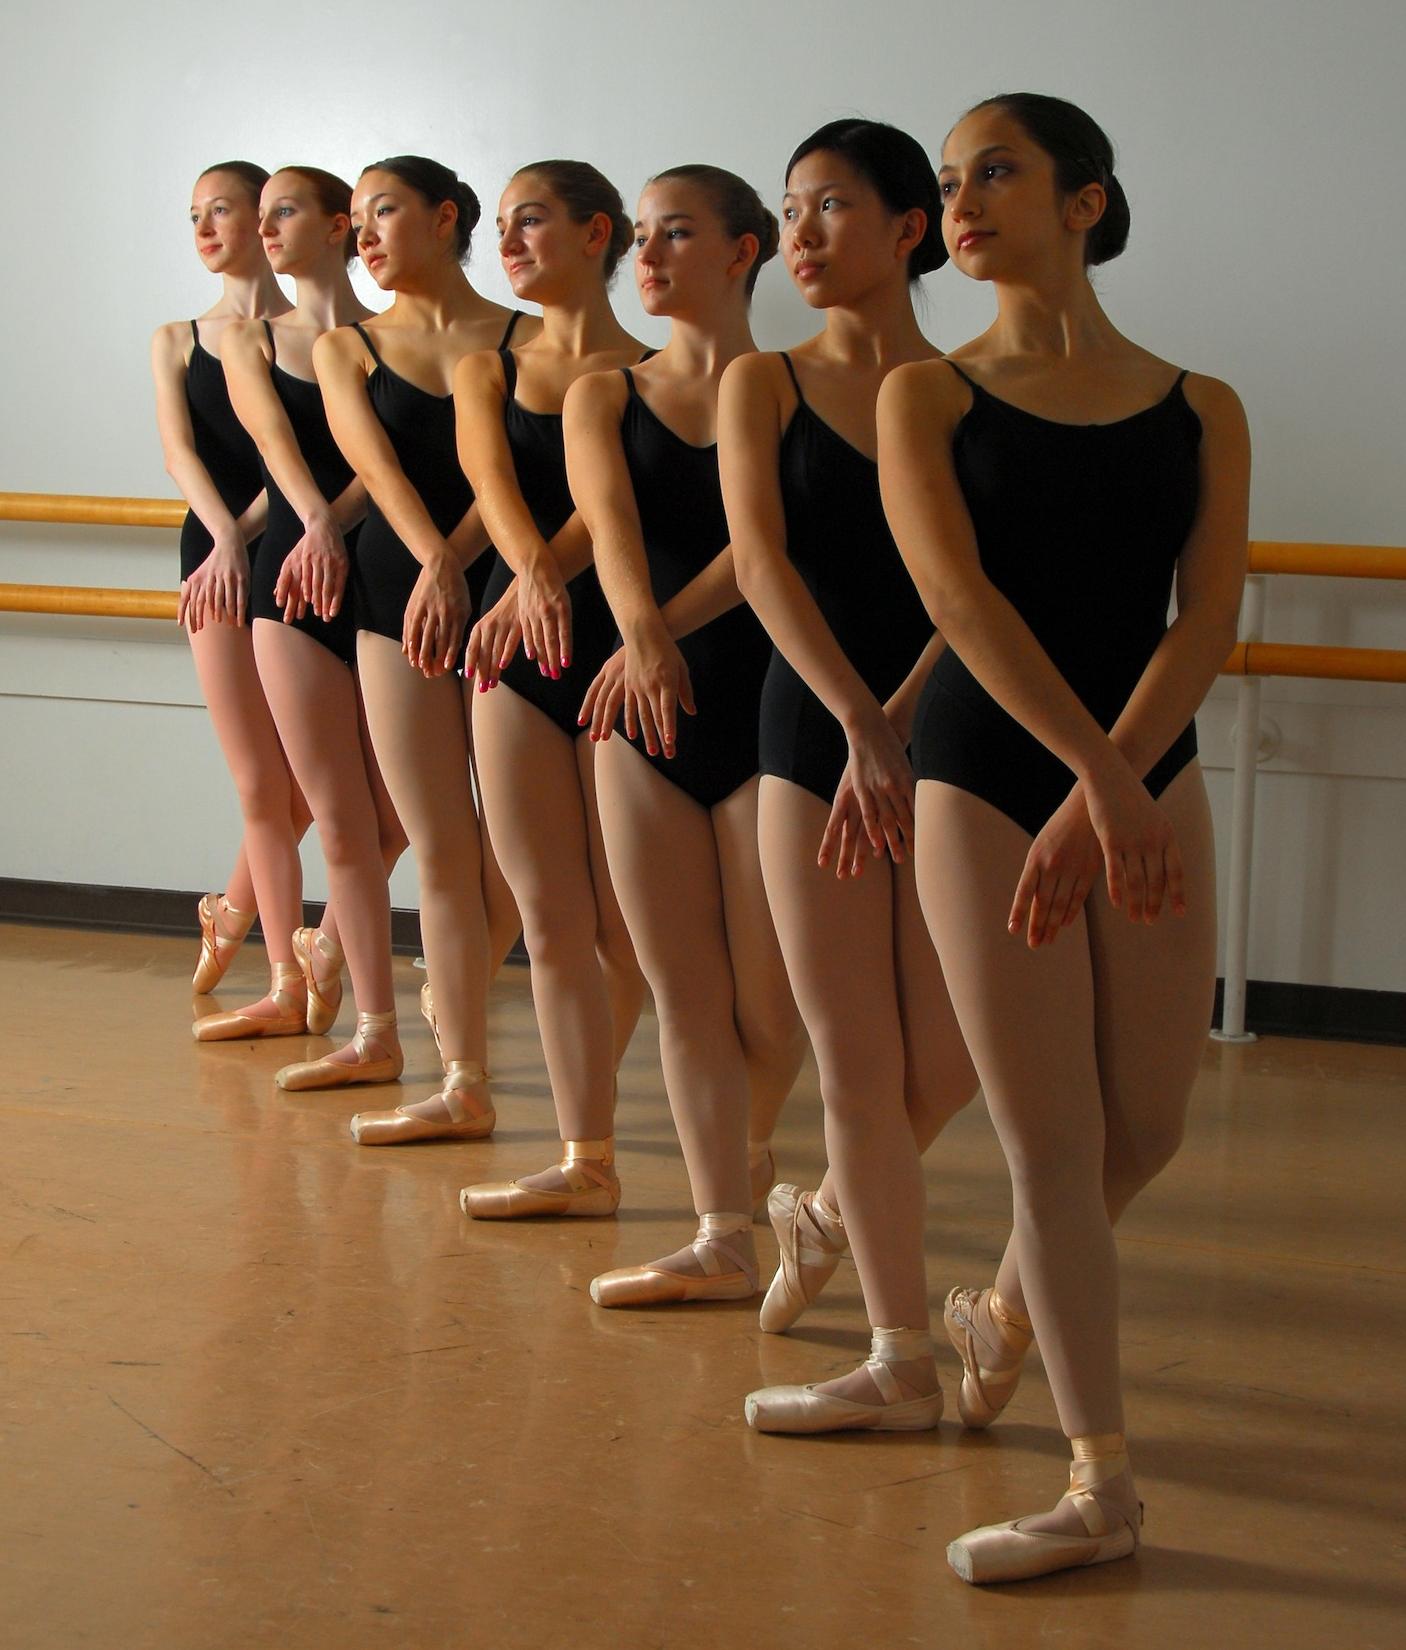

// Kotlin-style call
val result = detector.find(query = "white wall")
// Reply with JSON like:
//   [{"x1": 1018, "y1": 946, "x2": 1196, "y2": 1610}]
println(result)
[{"x1": 2, "y1": 0, "x2": 1403, "y2": 990}]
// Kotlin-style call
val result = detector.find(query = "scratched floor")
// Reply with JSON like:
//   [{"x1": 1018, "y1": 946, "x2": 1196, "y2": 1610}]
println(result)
[{"x1": 3, "y1": 921, "x2": 1403, "y2": 1649}]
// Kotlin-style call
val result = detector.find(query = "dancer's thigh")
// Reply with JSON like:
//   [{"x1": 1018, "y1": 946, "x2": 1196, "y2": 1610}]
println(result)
[
  {"x1": 757, "y1": 776, "x2": 903, "y2": 1088},
  {"x1": 471, "y1": 683, "x2": 596, "y2": 930},
  {"x1": 1086, "y1": 762, "x2": 1218, "y2": 1184},
  {"x1": 914, "y1": 781, "x2": 1103, "y2": 1174},
  {"x1": 712, "y1": 778, "x2": 801, "y2": 1048},
  {"x1": 356, "y1": 631, "x2": 477, "y2": 852},
  {"x1": 892, "y1": 856, "x2": 978, "y2": 1134},
  {"x1": 595, "y1": 736, "x2": 730, "y2": 994},
  {"x1": 189, "y1": 621, "x2": 291, "y2": 810},
  {"x1": 253, "y1": 622, "x2": 373, "y2": 824}
]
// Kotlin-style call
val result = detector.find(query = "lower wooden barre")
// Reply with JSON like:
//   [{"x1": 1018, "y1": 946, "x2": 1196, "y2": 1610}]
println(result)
[
  {"x1": 1224, "y1": 640, "x2": 1406, "y2": 684},
  {"x1": 1248, "y1": 542, "x2": 1406, "y2": 580},
  {"x1": 0, "y1": 584, "x2": 178, "y2": 621},
  {"x1": 0, "y1": 493, "x2": 186, "y2": 530}
]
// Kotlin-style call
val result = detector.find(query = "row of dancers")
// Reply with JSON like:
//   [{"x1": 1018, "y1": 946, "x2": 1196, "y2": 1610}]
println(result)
[{"x1": 153, "y1": 93, "x2": 1250, "y2": 1585}]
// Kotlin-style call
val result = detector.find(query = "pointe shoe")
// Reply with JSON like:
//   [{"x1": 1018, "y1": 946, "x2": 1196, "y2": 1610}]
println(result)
[
  {"x1": 460, "y1": 1138, "x2": 620, "y2": 1220},
  {"x1": 291, "y1": 927, "x2": 344, "y2": 1036},
  {"x1": 420, "y1": 980, "x2": 441, "y2": 1057},
  {"x1": 192, "y1": 963, "x2": 307, "y2": 1042},
  {"x1": 943, "y1": 1286, "x2": 1034, "y2": 1428},
  {"x1": 590, "y1": 1213, "x2": 758, "y2": 1307},
  {"x1": 192, "y1": 893, "x2": 255, "y2": 993},
  {"x1": 749, "y1": 1143, "x2": 776, "y2": 1217},
  {"x1": 744, "y1": 1327, "x2": 943, "y2": 1434},
  {"x1": 350, "y1": 1062, "x2": 494, "y2": 1145},
  {"x1": 276, "y1": 1010, "x2": 403, "y2": 1091},
  {"x1": 947, "y1": 1436, "x2": 1142, "y2": 1585},
  {"x1": 758, "y1": 1184, "x2": 847, "y2": 1334}
]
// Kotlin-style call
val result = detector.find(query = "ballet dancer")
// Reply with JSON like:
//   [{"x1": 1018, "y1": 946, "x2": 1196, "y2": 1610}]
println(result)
[
  {"x1": 720, "y1": 121, "x2": 977, "y2": 1427},
  {"x1": 564, "y1": 165, "x2": 806, "y2": 1305},
  {"x1": 153, "y1": 161, "x2": 338, "y2": 1038},
  {"x1": 315, "y1": 155, "x2": 536, "y2": 1142},
  {"x1": 880, "y1": 93, "x2": 1248, "y2": 1581},
  {"x1": 453, "y1": 159, "x2": 650, "y2": 1220},
  {"x1": 223, "y1": 164, "x2": 409, "y2": 1090}
]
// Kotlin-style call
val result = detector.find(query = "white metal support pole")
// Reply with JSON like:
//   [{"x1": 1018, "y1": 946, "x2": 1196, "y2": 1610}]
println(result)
[{"x1": 1213, "y1": 574, "x2": 1266, "y2": 1043}]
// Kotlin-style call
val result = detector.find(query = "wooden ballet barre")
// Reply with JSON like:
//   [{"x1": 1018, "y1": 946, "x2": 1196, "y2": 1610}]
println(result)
[
  {"x1": 0, "y1": 583, "x2": 178, "y2": 621},
  {"x1": 5, "y1": 499, "x2": 1405, "y2": 578},
  {"x1": 0, "y1": 492, "x2": 185, "y2": 530},
  {"x1": 1247, "y1": 542, "x2": 1406, "y2": 579},
  {"x1": 1223, "y1": 640, "x2": 1406, "y2": 684}
]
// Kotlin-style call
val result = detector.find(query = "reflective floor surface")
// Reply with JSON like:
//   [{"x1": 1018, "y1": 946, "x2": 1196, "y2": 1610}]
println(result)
[{"x1": 3, "y1": 921, "x2": 1403, "y2": 1649}]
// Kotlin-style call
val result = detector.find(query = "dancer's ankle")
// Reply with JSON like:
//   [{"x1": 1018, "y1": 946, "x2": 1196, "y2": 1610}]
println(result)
[
  {"x1": 517, "y1": 1136, "x2": 614, "y2": 1195},
  {"x1": 1016, "y1": 1432, "x2": 1135, "y2": 1538}
]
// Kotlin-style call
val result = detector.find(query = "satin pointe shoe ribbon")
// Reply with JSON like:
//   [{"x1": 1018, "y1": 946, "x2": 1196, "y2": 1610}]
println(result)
[
  {"x1": 192, "y1": 962, "x2": 307, "y2": 1042},
  {"x1": 744, "y1": 1326, "x2": 943, "y2": 1434},
  {"x1": 590, "y1": 1212, "x2": 758, "y2": 1307},
  {"x1": 276, "y1": 1010, "x2": 402, "y2": 1091},
  {"x1": 291, "y1": 926, "x2": 345, "y2": 1037},
  {"x1": 947, "y1": 1433, "x2": 1142, "y2": 1585},
  {"x1": 943, "y1": 1285, "x2": 1034, "y2": 1428},
  {"x1": 460, "y1": 1138, "x2": 621, "y2": 1220},
  {"x1": 192, "y1": 893, "x2": 255, "y2": 994},
  {"x1": 758, "y1": 1184, "x2": 848, "y2": 1334},
  {"x1": 349, "y1": 1062, "x2": 494, "y2": 1145}
]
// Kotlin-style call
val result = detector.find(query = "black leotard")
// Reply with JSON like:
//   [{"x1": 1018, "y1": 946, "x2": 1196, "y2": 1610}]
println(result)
[
  {"x1": 479, "y1": 347, "x2": 627, "y2": 736},
  {"x1": 612, "y1": 369, "x2": 771, "y2": 809},
  {"x1": 248, "y1": 321, "x2": 358, "y2": 664},
  {"x1": 757, "y1": 353, "x2": 934, "y2": 803},
  {"x1": 179, "y1": 320, "x2": 265, "y2": 582},
  {"x1": 350, "y1": 312, "x2": 523, "y2": 655},
  {"x1": 911, "y1": 363, "x2": 1201, "y2": 837}
]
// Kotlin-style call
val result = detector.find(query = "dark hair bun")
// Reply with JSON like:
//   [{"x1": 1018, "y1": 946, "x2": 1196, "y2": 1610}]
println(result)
[
  {"x1": 909, "y1": 215, "x2": 949, "y2": 276},
  {"x1": 1088, "y1": 171, "x2": 1129, "y2": 265},
  {"x1": 454, "y1": 181, "x2": 483, "y2": 241}
]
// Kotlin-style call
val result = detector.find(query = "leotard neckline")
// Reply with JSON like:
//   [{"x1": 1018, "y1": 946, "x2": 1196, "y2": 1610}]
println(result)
[
  {"x1": 779, "y1": 352, "x2": 877, "y2": 466},
  {"x1": 945, "y1": 358, "x2": 1189, "y2": 431},
  {"x1": 354, "y1": 311, "x2": 526, "y2": 402},
  {"x1": 622, "y1": 367, "x2": 717, "y2": 453}
]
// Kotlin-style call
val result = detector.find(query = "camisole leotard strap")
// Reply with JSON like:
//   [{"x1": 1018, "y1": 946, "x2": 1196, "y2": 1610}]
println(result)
[
  {"x1": 262, "y1": 318, "x2": 277, "y2": 362},
  {"x1": 498, "y1": 344, "x2": 519, "y2": 398},
  {"x1": 778, "y1": 351, "x2": 805, "y2": 402},
  {"x1": 352, "y1": 321, "x2": 386, "y2": 371},
  {"x1": 499, "y1": 310, "x2": 524, "y2": 349},
  {"x1": 943, "y1": 359, "x2": 981, "y2": 393}
]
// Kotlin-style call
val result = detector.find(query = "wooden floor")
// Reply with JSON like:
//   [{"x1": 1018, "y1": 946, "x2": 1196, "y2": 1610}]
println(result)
[{"x1": 3, "y1": 922, "x2": 1403, "y2": 1649}]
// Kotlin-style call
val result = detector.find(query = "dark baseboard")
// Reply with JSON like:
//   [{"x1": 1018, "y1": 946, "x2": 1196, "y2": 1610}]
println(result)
[
  {"x1": 1, "y1": 878, "x2": 1398, "y2": 1043},
  {"x1": 1212, "y1": 979, "x2": 1403, "y2": 1047},
  {"x1": 0, "y1": 875, "x2": 525, "y2": 961}
]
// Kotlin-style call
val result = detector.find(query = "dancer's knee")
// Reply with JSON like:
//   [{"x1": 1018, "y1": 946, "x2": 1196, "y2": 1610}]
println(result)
[
  {"x1": 378, "y1": 821, "x2": 409, "y2": 867},
  {"x1": 735, "y1": 994, "x2": 805, "y2": 1083},
  {"x1": 520, "y1": 896, "x2": 597, "y2": 971},
  {"x1": 904, "y1": 1072, "x2": 977, "y2": 1146},
  {"x1": 1104, "y1": 1107, "x2": 1187, "y2": 1205},
  {"x1": 812, "y1": 1037, "x2": 903, "y2": 1123},
  {"x1": 654, "y1": 974, "x2": 736, "y2": 1051},
  {"x1": 232, "y1": 770, "x2": 293, "y2": 833},
  {"x1": 593, "y1": 906, "x2": 638, "y2": 978}
]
